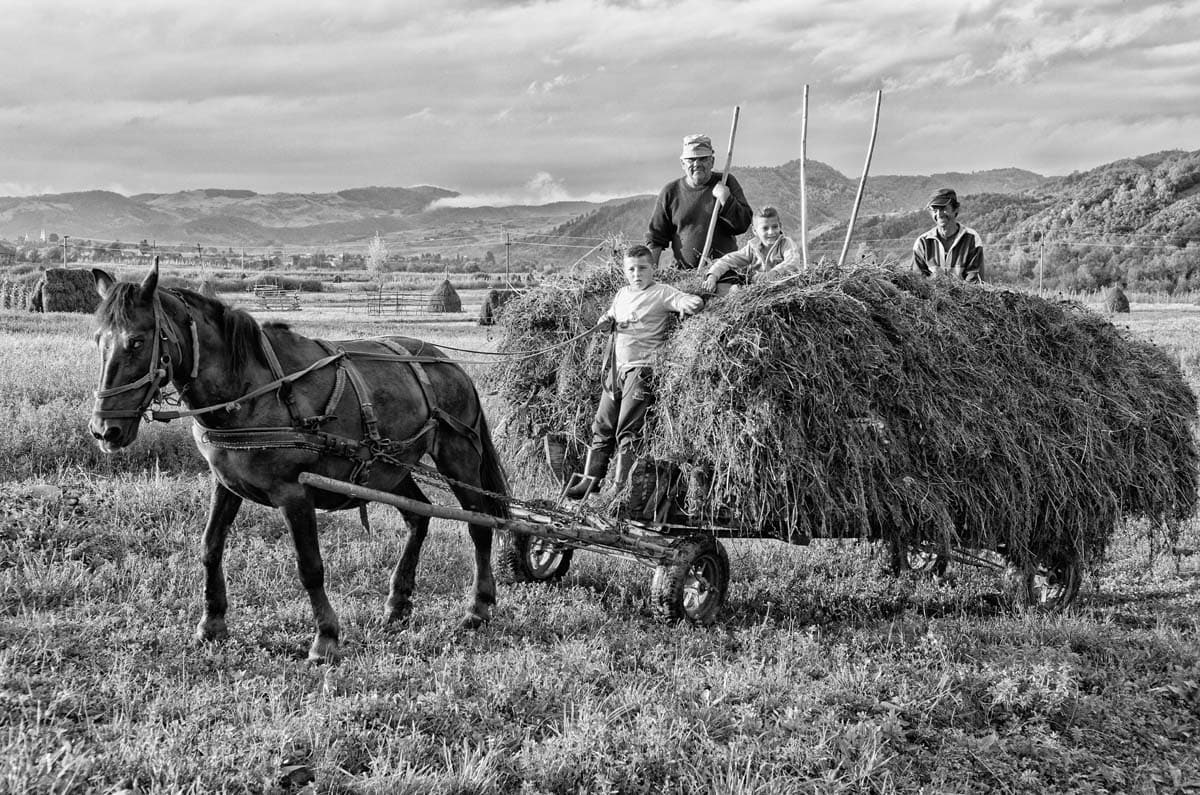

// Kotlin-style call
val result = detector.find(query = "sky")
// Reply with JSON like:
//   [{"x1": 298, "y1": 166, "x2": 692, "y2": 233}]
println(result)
[{"x1": 1, "y1": 0, "x2": 1197, "y2": 205}]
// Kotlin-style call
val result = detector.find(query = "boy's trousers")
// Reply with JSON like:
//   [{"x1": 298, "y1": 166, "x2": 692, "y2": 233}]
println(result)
[{"x1": 590, "y1": 366, "x2": 653, "y2": 456}]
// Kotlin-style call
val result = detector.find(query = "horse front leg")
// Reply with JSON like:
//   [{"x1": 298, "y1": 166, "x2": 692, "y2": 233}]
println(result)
[
  {"x1": 278, "y1": 493, "x2": 340, "y2": 662},
  {"x1": 195, "y1": 480, "x2": 242, "y2": 644},
  {"x1": 384, "y1": 479, "x2": 432, "y2": 626}
]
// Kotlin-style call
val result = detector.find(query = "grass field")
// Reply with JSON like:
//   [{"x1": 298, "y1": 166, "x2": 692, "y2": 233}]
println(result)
[{"x1": 1, "y1": 291, "x2": 1199, "y2": 794}]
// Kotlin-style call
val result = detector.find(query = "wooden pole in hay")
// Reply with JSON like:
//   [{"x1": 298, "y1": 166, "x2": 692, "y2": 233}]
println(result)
[
  {"x1": 799, "y1": 84, "x2": 810, "y2": 269},
  {"x1": 698, "y1": 105, "x2": 741, "y2": 270},
  {"x1": 837, "y1": 90, "x2": 883, "y2": 270}
]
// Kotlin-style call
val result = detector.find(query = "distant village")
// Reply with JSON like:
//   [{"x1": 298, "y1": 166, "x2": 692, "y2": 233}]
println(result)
[{"x1": 0, "y1": 230, "x2": 524, "y2": 277}]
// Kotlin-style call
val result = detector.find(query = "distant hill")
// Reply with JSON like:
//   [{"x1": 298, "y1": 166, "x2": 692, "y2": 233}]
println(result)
[
  {"x1": 0, "y1": 184, "x2": 606, "y2": 248},
  {"x1": 2, "y1": 152, "x2": 1196, "y2": 291},
  {"x1": 549, "y1": 161, "x2": 1048, "y2": 246}
]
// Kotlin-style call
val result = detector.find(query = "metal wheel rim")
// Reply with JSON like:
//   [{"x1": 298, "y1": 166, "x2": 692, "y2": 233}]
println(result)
[
  {"x1": 527, "y1": 538, "x2": 566, "y2": 577},
  {"x1": 1031, "y1": 563, "x2": 1078, "y2": 609},
  {"x1": 681, "y1": 553, "x2": 721, "y2": 619},
  {"x1": 906, "y1": 548, "x2": 941, "y2": 573}
]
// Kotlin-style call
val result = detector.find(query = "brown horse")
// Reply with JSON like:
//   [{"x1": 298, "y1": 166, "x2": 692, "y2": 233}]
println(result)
[{"x1": 89, "y1": 263, "x2": 509, "y2": 661}]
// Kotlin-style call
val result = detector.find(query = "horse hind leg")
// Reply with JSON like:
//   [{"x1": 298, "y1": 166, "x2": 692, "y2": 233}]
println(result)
[
  {"x1": 443, "y1": 461, "x2": 500, "y2": 630},
  {"x1": 384, "y1": 478, "x2": 433, "y2": 626}
]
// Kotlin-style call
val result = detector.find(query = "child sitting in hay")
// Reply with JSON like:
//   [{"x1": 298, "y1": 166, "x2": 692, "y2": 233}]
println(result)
[
  {"x1": 702, "y1": 206, "x2": 802, "y2": 296},
  {"x1": 564, "y1": 244, "x2": 703, "y2": 499}
]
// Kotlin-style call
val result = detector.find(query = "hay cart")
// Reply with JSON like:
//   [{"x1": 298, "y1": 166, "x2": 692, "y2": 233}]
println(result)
[{"x1": 299, "y1": 440, "x2": 1082, "y2": 625}]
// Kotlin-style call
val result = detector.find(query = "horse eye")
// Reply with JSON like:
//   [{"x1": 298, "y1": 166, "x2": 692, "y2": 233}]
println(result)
[{"x1": 128, "y1": 338, "x2": 144, "y2": 351}]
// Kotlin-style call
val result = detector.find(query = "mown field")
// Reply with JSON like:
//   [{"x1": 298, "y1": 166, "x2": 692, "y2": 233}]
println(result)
[{"x1": 2, "y1": 289, "x2": 1199, "y2": 794}]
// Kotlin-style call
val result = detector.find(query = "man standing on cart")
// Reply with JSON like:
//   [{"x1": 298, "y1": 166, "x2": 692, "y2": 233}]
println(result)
[{"x1": 646, "y1": 133, "x2": 753, "y2": 284}]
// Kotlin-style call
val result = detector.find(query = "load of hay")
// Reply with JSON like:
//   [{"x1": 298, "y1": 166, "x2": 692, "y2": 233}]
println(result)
[
  {"x1": 489, "y1": 262, "x2": 1198, "y2": 572},
  {"x1": 1104, "y1": 284, "x2": 1130, "y2": 313},
  {"x1": 426, "y1": 279, "x2": 462, "y2": 313},
  {"x1": 39, "y1": 268, "x2": 100, "y2": 313},
  {"x1": 478, "y1": 287, "x2": 523, "y2": 326}
]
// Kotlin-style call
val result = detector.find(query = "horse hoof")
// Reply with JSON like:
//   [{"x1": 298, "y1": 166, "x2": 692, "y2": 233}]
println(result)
[
  {"x1": 384, "y1": 599, "x2": 413, "y2": 626},
  {"x1": 194, "y1": 617, "x2": 228, "y2": 644},
  {"x1": 308, "y1": 636, "x2": 340, "y2": 664},
  {"x1": 460, "y1": 609, "x2": 489, "y2": 630}
]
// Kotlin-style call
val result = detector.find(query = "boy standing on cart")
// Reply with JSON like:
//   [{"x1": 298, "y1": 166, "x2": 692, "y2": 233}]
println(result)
[{"x1": 565, "y1": 244, "x2": 704, "y2": 500}]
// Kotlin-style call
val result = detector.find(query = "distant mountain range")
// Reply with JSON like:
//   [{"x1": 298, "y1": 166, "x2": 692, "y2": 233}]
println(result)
[{"x1": 3, "y1": 151, "x2": 1197, "y2": 265}]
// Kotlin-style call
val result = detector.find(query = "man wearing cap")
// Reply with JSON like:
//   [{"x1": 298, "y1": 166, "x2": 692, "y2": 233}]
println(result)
[
  {"x1": 646, "y1": 134, "x2": 753, "y2": 272},
  {"x1": 912, "y1": 188, "x2": 985, "y2": 282}
]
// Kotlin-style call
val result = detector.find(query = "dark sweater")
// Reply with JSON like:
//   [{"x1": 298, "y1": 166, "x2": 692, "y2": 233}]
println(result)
[{"x1": 645, "y1": 173, "x2": 753, "y2": 269}]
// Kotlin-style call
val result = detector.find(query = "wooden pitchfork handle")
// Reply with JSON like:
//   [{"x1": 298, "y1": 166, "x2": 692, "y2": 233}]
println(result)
[{"x1": 698, "y1": 105, "x2": 741, "y2": 270}]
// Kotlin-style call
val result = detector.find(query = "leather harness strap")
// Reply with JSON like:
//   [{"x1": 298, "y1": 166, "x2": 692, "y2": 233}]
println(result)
[{"x1": 198, "y1": 335, "x2": 460, "y2": 488}]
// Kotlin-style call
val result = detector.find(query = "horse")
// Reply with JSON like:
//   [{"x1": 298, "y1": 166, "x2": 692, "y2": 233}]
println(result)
[{"x1": 89, "y1": 263, "x2": 510, "y2": 662}]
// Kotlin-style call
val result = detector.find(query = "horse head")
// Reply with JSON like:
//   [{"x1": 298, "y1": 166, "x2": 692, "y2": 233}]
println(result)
[{"x1": 89, "y1": 261, "x2": 170, "y2": 451}]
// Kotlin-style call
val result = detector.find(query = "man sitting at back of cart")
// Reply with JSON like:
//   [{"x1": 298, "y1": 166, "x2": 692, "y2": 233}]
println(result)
[{"x1": 565, "y1": 244, "x2": 704, "y2": 500}]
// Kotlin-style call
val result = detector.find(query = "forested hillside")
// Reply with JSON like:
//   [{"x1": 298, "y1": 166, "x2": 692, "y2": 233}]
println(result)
[{"x1": 811, "y1": 149, "x2": 1200, "y2": 292}]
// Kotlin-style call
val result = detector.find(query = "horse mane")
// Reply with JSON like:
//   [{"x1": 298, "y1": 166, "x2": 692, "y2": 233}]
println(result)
[{"x1": 96, "y1": 282, "x2": 268, "y2": 379}]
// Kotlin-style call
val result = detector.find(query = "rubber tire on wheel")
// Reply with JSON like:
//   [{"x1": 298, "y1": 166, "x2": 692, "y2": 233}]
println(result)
[
  {"x1": 495, "y1": 531, "x2": 573, "y2": 584},
  {"x1": 1000, "y1": 557, "x2": 1081, "y2": 613},
  {"x1": 651, "y1": 534, "x2": 729, "y2": 625}
]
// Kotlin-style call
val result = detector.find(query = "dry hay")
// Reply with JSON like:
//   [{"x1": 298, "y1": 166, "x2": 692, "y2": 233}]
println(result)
[
  {"x1": 40, "y1": 268, "x2": 100, "y2": 313},
  {"x1": 478, "y1": 287, "x2": 523, "y2": 326},
  {"x1": 197, "y1": 279, "x2": 219, "y2": 298},
  {"x1": 486, "y1": 261, "x2": 699, "y2": 478},
  {"x1": 426, "y1": 279, "x2": 462, "y2": 312},
  {"x1": 27, "y1": 278, "x2": 44, "y2": 311},
  {"x1": 489, "y1": 263, "x2": 1198, "y2": 573},
  {"x1": 1104, "y1": 284, "x2": 1130, "y2": 313}
]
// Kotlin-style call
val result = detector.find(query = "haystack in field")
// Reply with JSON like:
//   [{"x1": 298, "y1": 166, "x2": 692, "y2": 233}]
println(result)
[
  {"x1": 426, "y1": 279, "x2": 462, "y2": 313},
  {"x1": 40, "y1": 268, "x2": 100, "y2": 313},
  {"x1": 198, "y1": 279, "x2": 219, "y2": 299},
  {"x1": 1104, "y1": 284, "x2": 1130, "y2": 313},
  {"x1": 490, "y1": 263, "x2": 1198, "y2": 574},
  {"x1": 478, "y1": 287, "x2": 523, "y2": 325}
]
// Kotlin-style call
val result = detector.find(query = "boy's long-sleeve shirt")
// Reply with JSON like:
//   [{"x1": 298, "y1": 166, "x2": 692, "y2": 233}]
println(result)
[
  {"x1": 706, "y1": 235, "x2": 801, "y2": 282},
  {"x1": 599, "y1": 282, "x2": 697, "y2": 373},
  {"x1": 912, "y1": 224, "x2": 985, "y2": 282}
]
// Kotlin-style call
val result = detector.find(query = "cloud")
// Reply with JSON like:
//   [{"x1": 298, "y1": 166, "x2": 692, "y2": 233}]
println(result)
[
  {"x1": 429, "y1": 171, "x2": 620, "y2": 207},
  {"x1": 0, "y1": 0, "x2": 1195, "y2": 199}
]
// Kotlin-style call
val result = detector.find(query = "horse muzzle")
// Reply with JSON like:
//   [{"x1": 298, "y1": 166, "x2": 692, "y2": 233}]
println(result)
[{"x1": 89, "y1": 415, "x2": 139, "y2": 451}]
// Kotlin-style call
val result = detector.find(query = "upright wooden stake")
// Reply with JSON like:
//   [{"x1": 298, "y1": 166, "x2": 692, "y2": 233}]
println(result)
[
  {"x1": 837, "y1": 90, "x2": 883, "y2": 269},
  {"x1": 799, "y1": 84, "x2": 810, "y2": 269},
  {"x1": 698, "y1": 105, "x2": 741, "y2": 269}
]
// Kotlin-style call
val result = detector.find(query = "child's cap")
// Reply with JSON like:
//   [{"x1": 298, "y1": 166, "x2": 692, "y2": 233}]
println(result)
[{"x1": 680, "y1": 134, "x2": 715, "y2": 159}]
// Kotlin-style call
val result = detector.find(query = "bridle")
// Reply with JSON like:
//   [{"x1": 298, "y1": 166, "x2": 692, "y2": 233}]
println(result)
[{"x1": 92, "y1": 291, "x2": 200, "y2": 424}]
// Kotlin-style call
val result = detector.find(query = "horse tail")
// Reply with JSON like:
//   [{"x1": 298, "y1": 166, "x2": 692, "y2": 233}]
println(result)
[{"x1": 475, "y1": 408, "x2": 511, "y2": 519}]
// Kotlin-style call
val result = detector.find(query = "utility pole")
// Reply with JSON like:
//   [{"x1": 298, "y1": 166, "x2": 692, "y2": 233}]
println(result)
[
  {"x1": 62, "y1": 235, "x2": 69, "y2": 265},
  {"x1": 504, "y1": 230, "x2": 511, "y2": 287},
  {"x1": 1038, "y1": 227, "x2": 1046, "y2": 292}
]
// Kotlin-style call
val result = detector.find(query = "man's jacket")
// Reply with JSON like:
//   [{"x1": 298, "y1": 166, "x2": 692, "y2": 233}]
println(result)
[{"x1": 912, "y1": 225, "x2": 984, "y2": 282}]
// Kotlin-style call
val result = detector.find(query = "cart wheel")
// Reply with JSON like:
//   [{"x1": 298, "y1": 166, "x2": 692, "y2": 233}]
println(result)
[
  {"x1": 651, "y1": 534, "x2": 729, "y2": 625},
  {"x1": 905, "y1": 547, "x2": 949, "y2": 578},
  {"x1": 495, "y1": 531, "x2": 573, "y2": 584},
  {"x1": 1000, "y1": 558, "x2": 1081, "y2": 613}
]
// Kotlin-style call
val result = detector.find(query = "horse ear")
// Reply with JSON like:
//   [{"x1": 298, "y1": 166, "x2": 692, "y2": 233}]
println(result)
[
  {"x1": 92, "y1": 269, "x2": 115, "y2": 299},
  {"x1": 139, "y1": 257, "x2": 160, "y2": 301}
]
